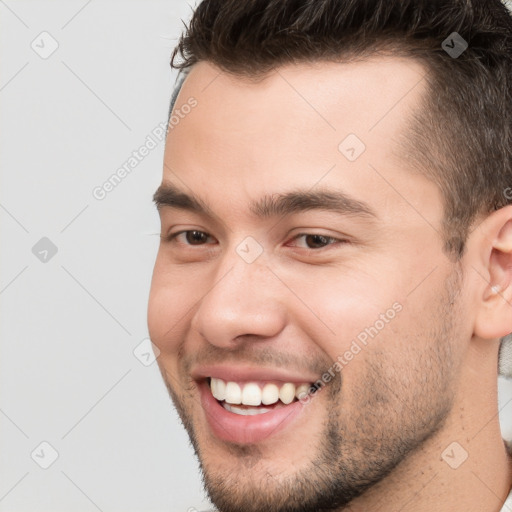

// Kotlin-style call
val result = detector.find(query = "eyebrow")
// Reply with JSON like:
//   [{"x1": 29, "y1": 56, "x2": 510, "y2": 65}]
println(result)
[{"x1": 153, "y1": 182, "x2": 377, "y2": 220}]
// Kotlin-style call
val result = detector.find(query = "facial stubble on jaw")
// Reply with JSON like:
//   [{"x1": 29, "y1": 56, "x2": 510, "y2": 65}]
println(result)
[{"x1": 159, "y1": 270, "x2": 462, "y2": 512}]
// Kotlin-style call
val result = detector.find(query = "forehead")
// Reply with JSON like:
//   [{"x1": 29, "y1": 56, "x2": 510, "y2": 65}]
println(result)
[
  {"x1": 163, "y1": 57, "x2": 436, "y2": 223},
  {"x1": 170, "y1": 57, "x2": 426, "y2": 137}
]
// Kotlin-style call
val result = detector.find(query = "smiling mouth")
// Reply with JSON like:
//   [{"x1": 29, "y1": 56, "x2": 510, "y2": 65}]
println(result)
[{"x1": 207, "y1": 377, "x2": 315, "y2": 415}]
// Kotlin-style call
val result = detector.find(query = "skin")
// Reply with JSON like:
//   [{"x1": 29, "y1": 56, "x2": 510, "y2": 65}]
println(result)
[{"x1": 148, "y1": 58, "x2": 512, "y2": 511}]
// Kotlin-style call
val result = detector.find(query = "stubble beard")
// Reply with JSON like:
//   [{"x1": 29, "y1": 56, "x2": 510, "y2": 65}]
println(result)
[{"x1": 161, "y1": 267, "x2": 463, "y2": 512}]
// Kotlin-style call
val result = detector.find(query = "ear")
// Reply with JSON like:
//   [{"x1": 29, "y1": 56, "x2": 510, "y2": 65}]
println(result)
[{"x1": 473, "y1": 205, "x2": 512, "y2": 340}]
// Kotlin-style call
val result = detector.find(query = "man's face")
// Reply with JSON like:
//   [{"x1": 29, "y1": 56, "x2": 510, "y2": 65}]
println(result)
[{"x1": 148, "y1": 58, "x2": 472, "y2": 511}]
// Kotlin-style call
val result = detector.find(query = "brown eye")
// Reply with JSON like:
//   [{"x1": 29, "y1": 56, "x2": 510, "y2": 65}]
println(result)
[
  {"x1": 185, "y1": 230, "x2": 209, "y2": 245},
  {"x1": 303, "y1": 234, "x2": 332, "y2": 249},
  {"x1": 290, "y1": 233, "x2": 341, "y2": 250},
  {"x1": 166, "y1": 230, "x2": 215, "y2": 246}
]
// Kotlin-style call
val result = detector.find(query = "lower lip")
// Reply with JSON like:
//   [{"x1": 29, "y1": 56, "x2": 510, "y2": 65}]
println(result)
[{"x1": 198, "y1": 381, "x2": 306, "y2": 444}]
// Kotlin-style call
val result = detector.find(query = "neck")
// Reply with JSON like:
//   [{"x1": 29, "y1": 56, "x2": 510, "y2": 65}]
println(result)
[{"x1": 346, "y1": 341, "x2": 512, "y2": 512}]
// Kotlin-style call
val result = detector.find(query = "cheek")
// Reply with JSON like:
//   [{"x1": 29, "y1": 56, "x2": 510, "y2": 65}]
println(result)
[
  {"x1": 147, "y1": 261, "x2": 197, "y2": 351},
  {"x1": 284, "y1": 267, "x2": 404, "y2": 360},
  {"x1": 147, "y1": 288, "x2": 174, "y2": 347}
]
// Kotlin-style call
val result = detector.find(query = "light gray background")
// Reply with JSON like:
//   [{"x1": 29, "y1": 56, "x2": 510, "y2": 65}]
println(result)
[
  {"x1": 1, "y1": 1, "x2": 212, "y2": 511},
  {"x1": 1, "y1": 1, "x2": 512, "y2": 512}
]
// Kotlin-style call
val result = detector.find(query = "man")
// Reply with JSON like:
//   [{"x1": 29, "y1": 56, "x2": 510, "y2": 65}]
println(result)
[{"x1": 147, "y1": 0, "x2": 512, "y2": 510}]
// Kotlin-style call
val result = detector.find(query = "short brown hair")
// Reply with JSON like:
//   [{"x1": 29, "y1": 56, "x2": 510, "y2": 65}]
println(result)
[{"x1": 169, "y1": 0, "x2": 512, "y2": 258}]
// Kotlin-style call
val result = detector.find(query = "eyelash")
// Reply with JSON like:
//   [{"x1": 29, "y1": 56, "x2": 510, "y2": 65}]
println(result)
[{"x1": 165, "y1": 230, "x2": 347, "y2": 251}]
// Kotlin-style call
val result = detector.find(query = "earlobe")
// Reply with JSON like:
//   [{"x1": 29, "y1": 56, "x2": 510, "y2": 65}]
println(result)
[
  {"x1": 490, "y1": 284, "x2": 502, "y2": 296},
  {"x1": 473, "y1": 209, "x2": 512, "y2": 340}
]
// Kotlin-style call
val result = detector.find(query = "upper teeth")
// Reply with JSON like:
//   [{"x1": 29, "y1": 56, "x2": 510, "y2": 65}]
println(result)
[{"x1": 210, "y1": 378, "x2": 311, "y2": 406}]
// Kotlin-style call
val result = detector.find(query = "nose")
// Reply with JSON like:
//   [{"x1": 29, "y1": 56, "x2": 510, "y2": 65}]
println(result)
[{"x1": 190, "y1": 254, "x2": 287, "y2": 348}]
